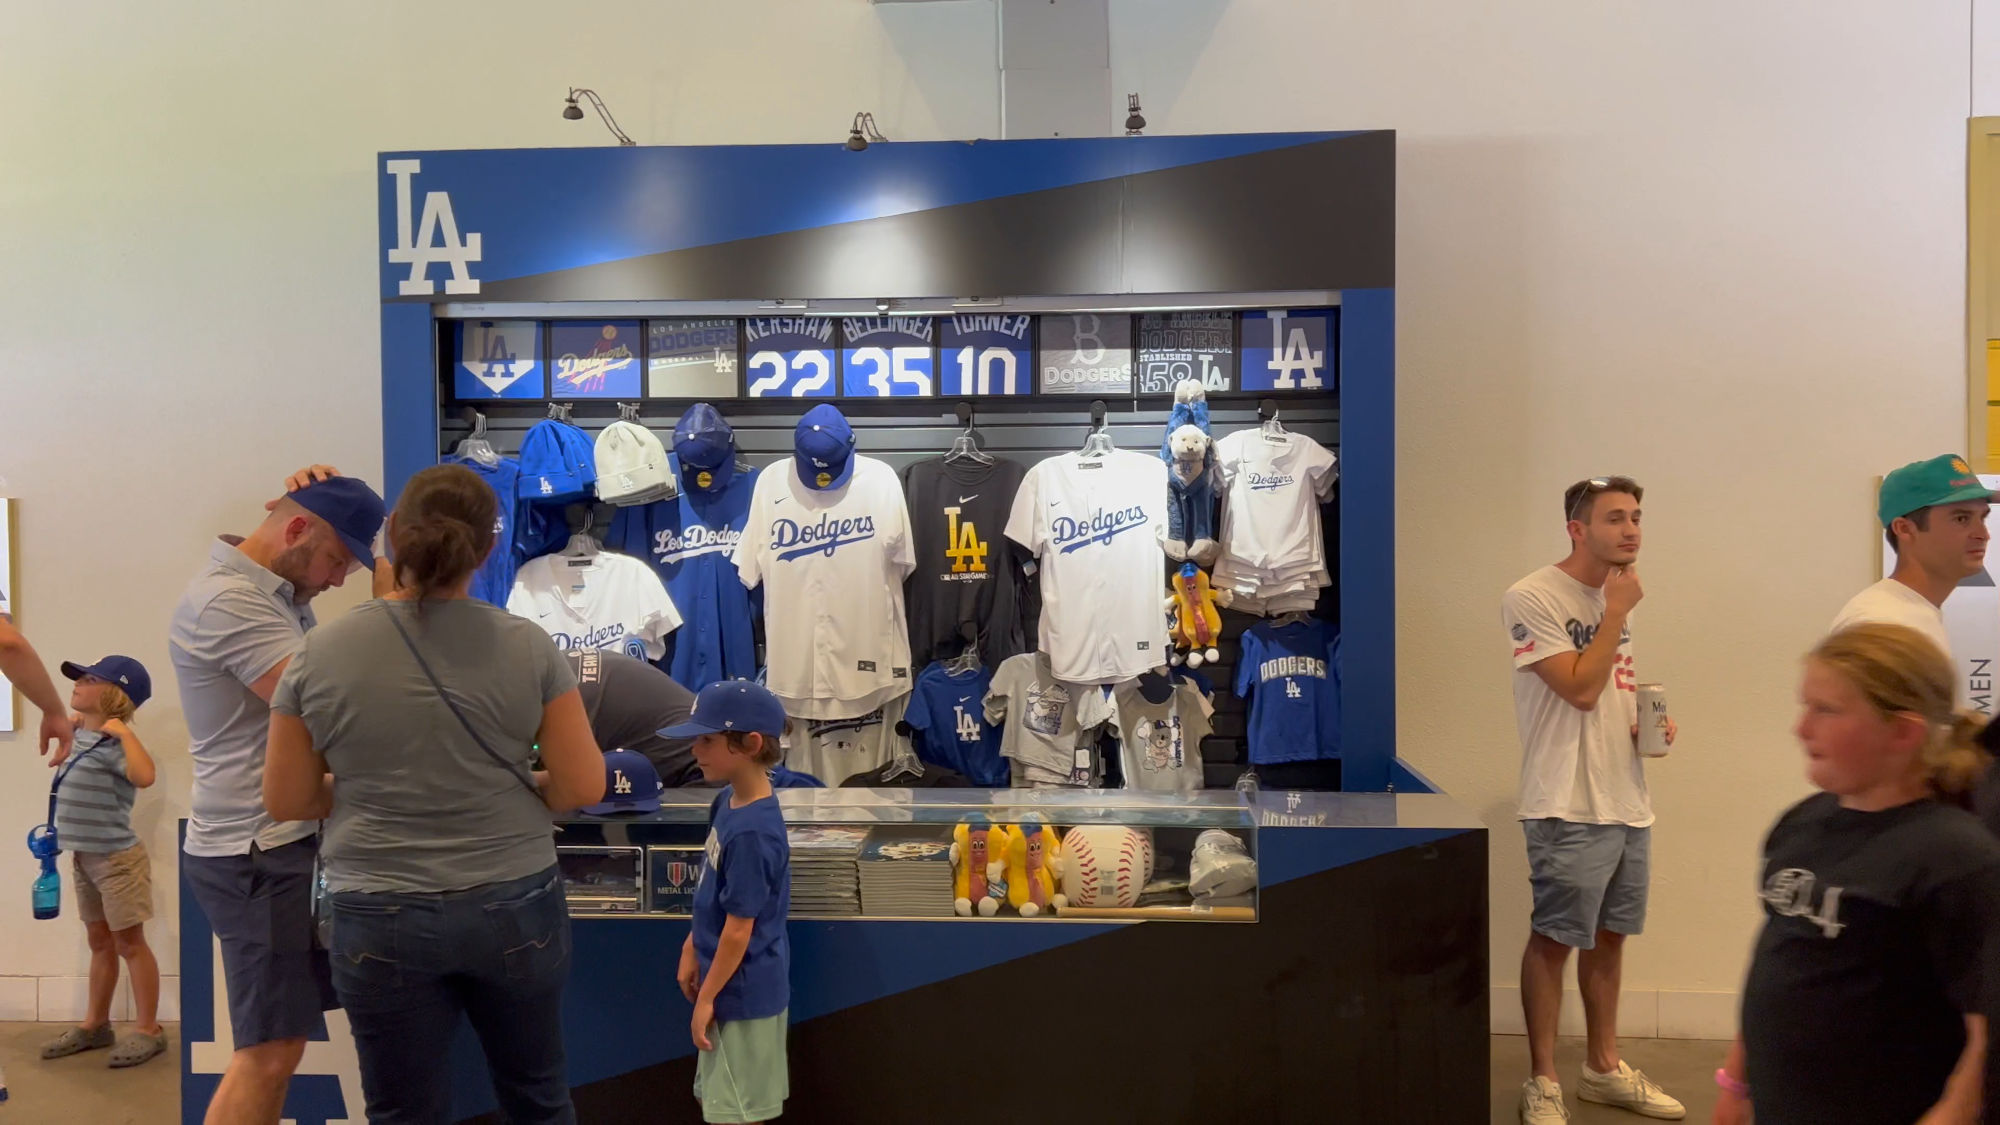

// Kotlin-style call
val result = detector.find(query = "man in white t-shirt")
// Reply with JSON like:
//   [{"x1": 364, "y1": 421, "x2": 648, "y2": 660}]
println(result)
[
  {"x1": 1830, "y1": 453, "x2": 1993, "y2": 666},
  {"x1": 1502, "y1": 477, "x2": 1682, "y2": 1125}
]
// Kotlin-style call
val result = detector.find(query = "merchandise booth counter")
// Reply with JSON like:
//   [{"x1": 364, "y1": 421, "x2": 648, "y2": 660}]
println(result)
[{"x1": 173, "y1": 130, "x2": 1492, "y2": 1123}]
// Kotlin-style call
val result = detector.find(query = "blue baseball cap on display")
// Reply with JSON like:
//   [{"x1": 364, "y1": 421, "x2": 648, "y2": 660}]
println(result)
[
  {"x1": 794, "y1": 404, "x2": 857, "y2": 491},
  {"x1": 661, "y1": 679, "x2": 789, "y2": 739},
  {"x1": 582, "y1": 749, "x2": 664, "y2": 816},
  {"x1": 290, "y1": 477, "x2": 386, "y2": 567},
  {"x1": 674, "y1": 403, "x2": 736, "y2": 491},
  {"x1": 518, "y1": 419, "x2": 598, "y2": 503},
  {"x1": 60, "y1": 655, "x2": 153, "y2": 709}
]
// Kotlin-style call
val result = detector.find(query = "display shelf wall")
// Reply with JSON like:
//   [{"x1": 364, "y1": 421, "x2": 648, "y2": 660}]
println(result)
[{"x1": 378, "y1": 131, "x2": 1395, "y2": 790}]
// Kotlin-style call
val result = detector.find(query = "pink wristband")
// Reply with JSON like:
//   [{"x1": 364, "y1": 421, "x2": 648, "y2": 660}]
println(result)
[{"x1": 1714, "y1": 1068, "x2": 1750, "y2": 1097}]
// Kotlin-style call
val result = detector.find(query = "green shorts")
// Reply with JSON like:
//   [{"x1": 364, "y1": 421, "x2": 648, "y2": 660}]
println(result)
[{"x1": 695, "y1": 1009, "x2": 789, "y2": 1123}]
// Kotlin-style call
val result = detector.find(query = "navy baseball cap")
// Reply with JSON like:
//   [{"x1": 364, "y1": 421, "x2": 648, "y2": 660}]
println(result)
[
  {"x1": 794, "y1": 404, "x2": 857, "y2": 491},
  {"x1": 661, "y1": 679, "x2": 788, "y2": 739},
  {"x1": 290, "y1": 477, "x2": 386, "y2": 568},
  {"x1": 582, "y1": 749, "x2": 664, "y2": 816},
  {"x1": 674, "y1": 403, "x2": 736, "y2": 491},
  {"x1": 61, "y1": 655, "x2": 152, "y2": 709}
]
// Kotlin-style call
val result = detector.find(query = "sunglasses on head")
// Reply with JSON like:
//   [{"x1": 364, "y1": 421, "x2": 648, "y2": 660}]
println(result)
[{"x1": 1566, "y1": 477, "x2": 1638, "y2": 524}]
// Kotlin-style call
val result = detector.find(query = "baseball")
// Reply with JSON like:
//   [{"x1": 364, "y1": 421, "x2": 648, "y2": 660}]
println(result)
[{"x1": 1060, "y1": 826, "x2": 1154, "y2": 908}]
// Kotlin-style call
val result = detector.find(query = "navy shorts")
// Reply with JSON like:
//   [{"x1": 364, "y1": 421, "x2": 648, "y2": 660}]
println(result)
[
  {"x1": 1522, "y1": 819, "x2": 1650, "y2": 950},
  {"x1": 183, "y1": 837, "x2": 339, "y2": 1049}
]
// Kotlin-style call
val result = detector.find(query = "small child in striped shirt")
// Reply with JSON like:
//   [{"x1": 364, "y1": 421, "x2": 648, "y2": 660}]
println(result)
[{"x1": 38, "y1": 655, "x2": 166, "y2": 1069}]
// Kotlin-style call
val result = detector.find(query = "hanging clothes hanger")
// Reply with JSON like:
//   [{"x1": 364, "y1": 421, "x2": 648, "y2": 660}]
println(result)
[
  {"x1": 1079, "y1": 400, "x2": 1115, "y2": 458},
  {"x1": 944, "y1": 643, "x2": 983, "y2": 676},
  {"x1": 880, "y1": 751, "x2": 925, "y2": 782},
  {"x1": 1258, "y1": 398, "x2": 1287, "y2": 437},
  {"x1": 945, "y1": 402, "x2": 995, "y2": 466},
  {"x1": 547, "y1": 402, "x2": 576, "y2": 424},
  {"x1": 1273, "y1": 609, "x2": 1312, "y2": 626},
  {"x1": 453, "y1": 409, "x2": 501, "y2": 467},
  {"x1": 560, "y1": 503, "x2": 600, "y2": 560}
]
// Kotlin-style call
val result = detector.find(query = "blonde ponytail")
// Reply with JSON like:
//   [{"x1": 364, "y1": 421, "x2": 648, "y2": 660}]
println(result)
[{"x1": 1812, "y1": 624, "x2": 1992, "y2": 803}]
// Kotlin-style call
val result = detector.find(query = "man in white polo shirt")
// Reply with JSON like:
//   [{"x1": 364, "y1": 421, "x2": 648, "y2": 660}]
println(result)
[
  {"x1": 1831, "y1": 454, "x2": 1994, "y2": 666},
  {"x1": 172, "y1": 469, "x2": 385, "y2": 1125}
]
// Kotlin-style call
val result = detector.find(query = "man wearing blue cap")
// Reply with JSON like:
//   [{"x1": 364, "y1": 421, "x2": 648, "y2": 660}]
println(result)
[
  {"x1": 1832, "y1": 454, "x2": 1997, "y2": 668},
  {"x1": 169, "y1": 467, "x2": 386, "y2": 1124}
]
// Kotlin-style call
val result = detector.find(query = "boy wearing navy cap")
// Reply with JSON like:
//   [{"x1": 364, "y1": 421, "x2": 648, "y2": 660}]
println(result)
[
  {"x1": 667, "y1": 680, "x2": 793, "y2": 1124},
  {"x1": 40, "y1": 655, "x2": 167, "y2": 1069}
]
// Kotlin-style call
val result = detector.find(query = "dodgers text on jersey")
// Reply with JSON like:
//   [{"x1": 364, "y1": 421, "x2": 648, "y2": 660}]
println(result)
[
  {"x1": 1051, "y1": 506, "x2": 1149, "y2": 553},
  {"x1": 1246, "y1": 470, "x2": 1297, "y2": 492},
  {"x1": 772, "y1": 514, "x2": 877, "y2": 561}
]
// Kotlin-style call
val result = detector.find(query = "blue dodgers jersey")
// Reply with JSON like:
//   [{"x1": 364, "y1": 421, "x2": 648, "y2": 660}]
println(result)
[
  {"x1": 607, "y1": 457, "x2": 760, "y2": 691},
  {"x1": 693, "y1": 791, "x2": 791, "y2": 1021},
  {"x1": 840, "y1": 316, "x2": 936, "y2": 397},
  {"x1": 1234, "y1": 619, "x2": 1341, "y2": 764},
  {"x1": 743, "y1": 317, "x2": 837, "y2": 398},
  {"x1": 451, "y1": 455, "x2": 529, "y2": 606},
  {"x1": 903, "y1": 662, "x2": 1008, "y2": 786},
  {"x1": 939, "y1": 314, "x2": 1033, "y2": 396}
]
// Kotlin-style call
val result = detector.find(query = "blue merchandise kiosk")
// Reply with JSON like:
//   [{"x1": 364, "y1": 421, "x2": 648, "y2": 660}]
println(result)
[{"x1": 177, "y1": 132, "x2": 1490, "y2": 1124}]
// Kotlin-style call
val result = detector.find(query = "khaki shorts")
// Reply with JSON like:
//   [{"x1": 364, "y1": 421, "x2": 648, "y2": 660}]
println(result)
[{"x1": 74, "y1": 844, "x2": 153, "y2": 932}]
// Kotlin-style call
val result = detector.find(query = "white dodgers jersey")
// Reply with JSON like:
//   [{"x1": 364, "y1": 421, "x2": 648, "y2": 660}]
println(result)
[
  {"x1": 1005, "y1": 450, "x2": 1168, "y2": 683},
  {"x1": 1214, "y1": 429, "x2": 1338, "y2": 570},
  {"x1": 507, "y1": 551, "x2": 682, "y2": 661},
  {"x1": 735, "y1": 454, "x2": 916, "y2": 719}
]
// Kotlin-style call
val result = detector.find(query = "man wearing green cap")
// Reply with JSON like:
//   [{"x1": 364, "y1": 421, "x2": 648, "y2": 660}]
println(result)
[{"x1": 1831, "y1": 454, "x2": 1995, "y2": 667}]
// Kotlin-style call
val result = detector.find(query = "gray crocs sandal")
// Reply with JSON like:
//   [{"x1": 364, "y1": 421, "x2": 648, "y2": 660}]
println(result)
[
  {"x1": 40, "y1": 1025, "x2": 114, "y2": 1059},
  {"x1": 109, "y1": 1031, "x2": 167, "y2": 1069}
]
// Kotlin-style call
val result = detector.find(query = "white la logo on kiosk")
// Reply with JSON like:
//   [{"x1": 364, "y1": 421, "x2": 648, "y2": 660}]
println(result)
[{"x1": 385, "y1": 158, "x2": 482, "y2": 296}]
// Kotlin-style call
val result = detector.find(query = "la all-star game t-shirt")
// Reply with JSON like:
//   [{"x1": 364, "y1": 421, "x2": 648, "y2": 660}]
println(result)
[
  {"x1": 902, "y1": 456, "x2": 1034, "y2": 671},
  {"x1": 1500, "y1": 564, "x2": 1649, "y2": 827},
  {"x1": 1741, "y1": 794, "x2": 2000, "y2": 1125},
  {"x1": 1005, "y1": 450, "x2": 1168, "y2": 684},
  {"x1": 693, "y1": 791, "x2": 792, "y2": 1022}
]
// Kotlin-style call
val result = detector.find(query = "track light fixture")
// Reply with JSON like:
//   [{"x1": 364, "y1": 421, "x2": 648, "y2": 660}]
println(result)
[
  {"x1": 846, "y1": 112, "x2": 888, "y2": 152},
  {"x1": 1125, "y1": 94, "x2": 1146, "y2": 136},
  {"x1": 562, "y1": 87, "x2": 635, "y2": 146}
]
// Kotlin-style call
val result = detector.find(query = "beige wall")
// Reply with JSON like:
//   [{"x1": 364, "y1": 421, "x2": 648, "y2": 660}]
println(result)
[{"x1": 0, "y1": 0, "x2": 1978, "y2": 1037}]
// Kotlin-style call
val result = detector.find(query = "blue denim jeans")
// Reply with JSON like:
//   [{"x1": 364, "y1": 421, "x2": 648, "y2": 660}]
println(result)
[{"x1": 329, "y1": 865, "x2": 574, "y2": 1124}]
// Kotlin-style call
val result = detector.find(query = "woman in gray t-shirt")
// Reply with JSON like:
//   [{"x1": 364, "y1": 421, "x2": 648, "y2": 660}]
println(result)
[{"x1": 264, "y1": 464, "x2": 605, "y2": 1124}]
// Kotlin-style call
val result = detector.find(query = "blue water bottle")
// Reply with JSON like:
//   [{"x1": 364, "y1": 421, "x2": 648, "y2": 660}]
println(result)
[{"x1": 28, "y1": 825, "x2": 60, "y2": 921}]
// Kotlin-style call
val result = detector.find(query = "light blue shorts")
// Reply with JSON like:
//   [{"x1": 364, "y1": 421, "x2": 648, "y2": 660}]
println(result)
[
  {"x1": 695, "y1": 1009, "x2": 789, "y2": 1124},
  {"x1": 1522, "y1": 820, "x2": 1650, "y2": 950}
]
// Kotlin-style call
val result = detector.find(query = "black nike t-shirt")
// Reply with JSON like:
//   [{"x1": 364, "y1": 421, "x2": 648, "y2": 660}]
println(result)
[
  {"x1": 1741, "y1": 792, "x2": 2000, "y2": 1125},
  {"x1": 902, "y1": 456, "x2": 1035, "y2": 670},
  {"x1": 564, "y1": 649, "x2": 698, "y2": 786}
]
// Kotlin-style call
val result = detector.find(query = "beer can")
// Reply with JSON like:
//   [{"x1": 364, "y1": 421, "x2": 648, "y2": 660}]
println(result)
[{"x1": 1637, "y1": 682, "x2": 1670, "y2": 758}]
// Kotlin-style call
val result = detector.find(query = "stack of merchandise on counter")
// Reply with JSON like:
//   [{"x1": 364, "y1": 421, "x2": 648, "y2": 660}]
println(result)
[
  {"x1": 856, "y1": 826, "x2": 956, "y2": 918},
  {"x1": 786, "y1": 825, "x2": 868, "y2": 918}
]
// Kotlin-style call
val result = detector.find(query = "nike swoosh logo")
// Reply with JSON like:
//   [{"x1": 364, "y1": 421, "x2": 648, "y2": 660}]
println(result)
[
  {"x1": 1048, "y1": 499, "x2": 1062, "y2": 507},
  {"x1": 772, "y1": 496, "x2": 786, "y2": 506},
  {"x1": 957, "y1": 695, "x2": 971, "y2": 702},
  {"x1": 958, "y1": 494, "x2": 979, "y2": 504}
]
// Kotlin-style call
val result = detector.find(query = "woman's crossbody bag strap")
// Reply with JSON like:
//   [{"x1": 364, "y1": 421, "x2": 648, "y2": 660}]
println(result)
[{"x1": 383, "y1": 608, "x2": 540, "y2": 798}]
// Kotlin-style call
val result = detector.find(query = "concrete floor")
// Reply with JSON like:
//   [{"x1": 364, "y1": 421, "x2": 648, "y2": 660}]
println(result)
[
  {"x1": 0, "y1": 1023, "x2": 1726, "y2": 1123},
  {"x1": 0, "y1": 1022, "x2": 180, "y2": 1124},
  {"x1": 1492, "y1": 1034, "x2": 1729, "y2": 1123}
]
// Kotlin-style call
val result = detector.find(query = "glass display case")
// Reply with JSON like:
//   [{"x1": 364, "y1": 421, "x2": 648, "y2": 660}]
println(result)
[{"x1": 555, "y1": 788, "x2": 1260, "y2": 923}]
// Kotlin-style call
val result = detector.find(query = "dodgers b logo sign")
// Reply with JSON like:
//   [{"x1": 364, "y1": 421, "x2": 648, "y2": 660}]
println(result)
[{"x1": 385, "y1": 159, "x2": 481, "y2": 296}]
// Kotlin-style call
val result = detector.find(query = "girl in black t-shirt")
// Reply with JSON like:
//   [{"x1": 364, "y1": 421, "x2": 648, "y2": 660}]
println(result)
[{"x1": 1717, "y1": 623, "x2": 2000, "y2": 1125}]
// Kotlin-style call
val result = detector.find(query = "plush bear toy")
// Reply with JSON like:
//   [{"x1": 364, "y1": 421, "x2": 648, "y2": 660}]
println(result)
[
  {"x1": 1002, "y1": 816, "x2": 1066, "y2": 918},
  {"x1": 1162, "y1": 380, "x2": 1221, "y2": 567},
  {"x1": 951, "y1": 818, "x2": 1006, "y2": 917},
  {"x1": 1165, "y1": 561, "x2": 1233, "y2": 668}
]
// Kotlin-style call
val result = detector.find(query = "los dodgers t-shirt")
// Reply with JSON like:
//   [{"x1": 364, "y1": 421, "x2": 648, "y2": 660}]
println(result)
[
  {"x1": 693, "y1": 791, "x2": 791, "y2": 1022},
  {"x1": 1500, "y1": 564, "x2": 1649, "y2": 827}
]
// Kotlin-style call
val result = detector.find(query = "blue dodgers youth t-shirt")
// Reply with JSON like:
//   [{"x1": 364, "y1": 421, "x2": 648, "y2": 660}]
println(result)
[{"x1": 693, "y1": 791, "x2": 791, "y2": 1021}]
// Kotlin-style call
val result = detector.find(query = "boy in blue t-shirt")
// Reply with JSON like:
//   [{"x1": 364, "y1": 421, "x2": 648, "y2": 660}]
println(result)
[{"x1": 664, "y1": 680, "x2": 792, "y2": 1124}]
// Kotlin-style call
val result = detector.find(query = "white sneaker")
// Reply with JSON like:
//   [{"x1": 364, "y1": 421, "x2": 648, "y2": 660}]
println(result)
[
  {"x1": 1576, "y1": 1061, "x2": 1686, "y2": 1119},
  {"x1": 1520, "y1": 1076, "x2": 1569, "y2": 1123}
]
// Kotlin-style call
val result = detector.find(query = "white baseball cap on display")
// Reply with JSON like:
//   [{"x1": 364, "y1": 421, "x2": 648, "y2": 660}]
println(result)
[{"x1": 593, "y1": 420, "x2": 677, "y2": 506}]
